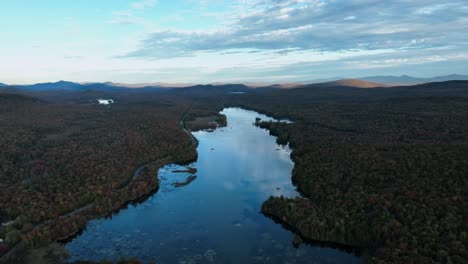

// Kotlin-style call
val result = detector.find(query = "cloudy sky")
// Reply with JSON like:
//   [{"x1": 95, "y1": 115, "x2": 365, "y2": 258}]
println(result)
[{"x1": 1, "y1": 0, "x2": 467, "y2": 84}]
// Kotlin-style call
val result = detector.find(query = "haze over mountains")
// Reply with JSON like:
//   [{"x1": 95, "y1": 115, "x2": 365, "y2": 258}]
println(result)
[
  {"x1": 358, "y1": 74, "x2": 468, "y2": 86},
  {"x1": 1, "y1": 74, "x2": 467, "y2": 92},
  {"x1": 300, "y1": 79, "x2": 386, "y2": 89},
  {"x1": 98, "y1": 82, "x2": 193, "y2": 88}
]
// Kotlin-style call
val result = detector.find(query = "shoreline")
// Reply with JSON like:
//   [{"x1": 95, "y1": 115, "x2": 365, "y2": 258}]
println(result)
[
  {"x1": 58, "y1": 108, "x2": 203, "y2": 245},
  {"x1": 262, "y1": 209, "x2": 362, "y2": 256},
  {"x1": 0, "y1": 106, "x2": 362, "y2": 264},
  {"x1": 0, "y1": 108, "x2": 201, "y2": 263},
  {"x1": 59, "y1": 109, "x2": 227, "y2": 261},
  {"x1": 225, "y1": 106, "x2": 363, "y2": 257},
  {"x1": 2, "y1": 106, "x2": 359, "y2": 264}
]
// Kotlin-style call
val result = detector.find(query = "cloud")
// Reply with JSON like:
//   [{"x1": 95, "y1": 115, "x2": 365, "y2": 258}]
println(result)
[
  {"x1": 123, "y1": 0, "x2": 468, "y2": 58},
  {"x1": 182, "y1": 50, "x2": 467, "y2": 83}
]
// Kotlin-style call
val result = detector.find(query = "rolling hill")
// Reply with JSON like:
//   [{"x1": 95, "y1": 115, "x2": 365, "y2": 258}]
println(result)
[
  {"x1": 2, "y1": 75, "x2": 467, "y2": 96},
  {"x1": 309, "y1": 79, "x2": 386, "y2": 88},
  {"x1": 0, "y1": 92, "x2": 43, "y2": 105},
  {"x1": 359, "y1": 74, "x2": 468, "y2": 86},
  {"x1": 3, "y1": 80, "x2": 167, "y2": 93}
]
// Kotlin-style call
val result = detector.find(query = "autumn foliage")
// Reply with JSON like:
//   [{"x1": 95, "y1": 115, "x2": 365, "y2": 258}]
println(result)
[
  {"x1": 228, "y1": 85, "x2": 468, "y2": 263},
  {"x1": 0, "y1": 94, "x2": 197, "y2": 259}
]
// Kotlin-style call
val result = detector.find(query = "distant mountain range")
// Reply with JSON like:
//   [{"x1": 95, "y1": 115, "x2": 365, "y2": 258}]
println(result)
[
  {"x1": 97, "y1": 82, "x2": 193, "y2": 88},
  {"x1": 1, "y1": 74, "x2": 467, "y2": 92},
  {"x1": 2, "y1": 80, "x2": 165, "y2": 93},
  {"x1": 357, "y1": 74, "x2": 468, "y2": 86},
  {"x1": 300, "y1": 79, "x2": 385, "y2": 89},
  {"x1": 297, "y1": 74, "x2": 468, "y2": 86},
  {"x1": 2, "y1": 80, "x2": 468, "y2": 104},
  {"x1": 0, "y1": 80, "x2": 250, "y2": 95}
]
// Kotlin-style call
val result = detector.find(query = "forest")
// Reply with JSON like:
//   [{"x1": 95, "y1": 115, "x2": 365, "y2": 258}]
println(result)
[
  {"x1": 225, "y1": 82, "x2": 468, "y2": 263},
  {"x1": 0, "y1": 93, "x2": 199, "y2": 261},
  {"x1": 1, "y1": 81, "x2": 467, "y2": 263}
]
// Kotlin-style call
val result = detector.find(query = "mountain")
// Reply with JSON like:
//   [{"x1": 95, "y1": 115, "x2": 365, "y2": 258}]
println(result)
[
  {"x1": 9, "y1": 80, "x2": 115, "y2": 92},
  {"x1": 100, "y1": 82, "x2": 193, "y2": 88},
  {"x1": 11, "y1": 80, "x2": 83, "y2": 91},
  {"x1": 310, "y1": 79, "x2": 386, "y2": 88},
  {"x1": 252, "y1": 79, "x2": 385, "y2": 90},
  {"x1": 3, "y1": 81, "x2": 252, "y2": 102},
  {"x1": 359, "y1": 74, "x2": 468, "y2": 86},
  {"x1": 278, "y1": 80, "x2": 468, "y2": 102},
  {"x1": 7, "y1": 81, "x2": 163, "y2": 93},
  {"x1": 429, "y1": 74, "x2": 468, "y2": 82},
  {"x1": 6, "y1": 75, "x2": 467, "y2": 94},
  {"x1": 174, "y1": 84, "x2": 250, "y2": 94},
  {"x1": 82, "y1": 82, "x2": 137, "y2": 92}
]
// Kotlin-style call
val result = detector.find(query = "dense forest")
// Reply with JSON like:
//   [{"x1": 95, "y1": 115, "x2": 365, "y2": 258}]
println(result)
[
  {"x1": 0, "y1": 93, "x2": 199, "y2": 261},
  {"x1": 225, "y1": 82, "x2": 468, "y2": 263},
  {"x1": 1, "y1": 81, "x2": 467, "y2": 263}
]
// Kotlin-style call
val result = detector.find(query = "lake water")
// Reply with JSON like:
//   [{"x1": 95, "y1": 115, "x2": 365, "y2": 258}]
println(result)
[{"x1": 65, "y1": 108, "x2": 361, "y2": 264}]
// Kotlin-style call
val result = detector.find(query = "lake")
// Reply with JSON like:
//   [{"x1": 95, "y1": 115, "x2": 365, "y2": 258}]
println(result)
[{"x1": 65, "y1": 108, "x2": 361, "y2": 264}]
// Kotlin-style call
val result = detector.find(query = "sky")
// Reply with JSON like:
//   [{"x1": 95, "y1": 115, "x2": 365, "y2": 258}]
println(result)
[{"x1": 1, "y1": 0, "x2": 468, "y2": 84}]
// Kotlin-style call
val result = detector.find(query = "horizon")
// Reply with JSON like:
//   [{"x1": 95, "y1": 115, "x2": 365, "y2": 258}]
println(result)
[
  {"x1": 1, "y1": 3, "x2": 468, "y2": 262},
  {"x1": 3, "y1": 73, "x2": 468, "y2": 86},
  {"x1": 1, "y1": 1, "x2": 468, "y2": 84}
]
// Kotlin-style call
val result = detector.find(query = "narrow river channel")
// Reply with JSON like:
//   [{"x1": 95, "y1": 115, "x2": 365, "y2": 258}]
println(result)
[{"x1": 65, "y1": 108, "x2": 361, "y2": 264}]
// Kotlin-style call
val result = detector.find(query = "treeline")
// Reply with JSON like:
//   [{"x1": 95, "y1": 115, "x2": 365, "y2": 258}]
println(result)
[
  {"x1": 225, "y1": 84, "x2": 468, "y2": 263},
  {"x1": 254, "y1": 120, "x2": 291, "y2": 145},
  {"x1": 184, "y1": 101, "x2": 228, "y2": 131},
  {"x1": 2, "y1": 82, "x2": 468, "y2": 263}
]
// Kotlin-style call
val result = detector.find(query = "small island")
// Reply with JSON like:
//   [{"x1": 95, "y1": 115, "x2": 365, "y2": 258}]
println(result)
[{"x1": 173, "y1": 175, "x2": 198, "y2": 188}]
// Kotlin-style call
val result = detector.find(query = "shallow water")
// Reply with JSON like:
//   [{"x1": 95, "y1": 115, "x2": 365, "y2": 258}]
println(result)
[{"x1": 65, "y1": 108, "x2": 361, "y2": 264}]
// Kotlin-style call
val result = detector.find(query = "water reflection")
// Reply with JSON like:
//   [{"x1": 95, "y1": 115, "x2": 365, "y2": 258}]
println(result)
[{"x1": 65, "y1": 108, "x2": 361, "y2": 264}]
